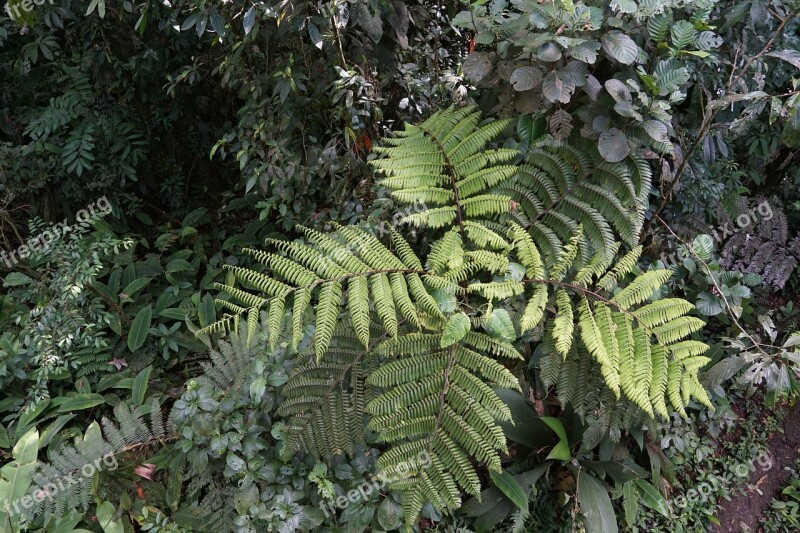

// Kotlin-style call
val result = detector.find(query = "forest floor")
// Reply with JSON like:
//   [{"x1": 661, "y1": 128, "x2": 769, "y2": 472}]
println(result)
[{"x1": 712, "y1": 401, "x2": 800, "y2": 532}]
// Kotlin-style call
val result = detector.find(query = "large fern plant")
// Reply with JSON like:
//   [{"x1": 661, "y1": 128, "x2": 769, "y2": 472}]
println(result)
[{"x1": 198, "y1": 107, "x2": 710, "y2": 527}]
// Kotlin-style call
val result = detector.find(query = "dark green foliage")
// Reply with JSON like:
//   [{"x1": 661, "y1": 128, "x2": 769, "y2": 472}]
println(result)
[{"x1": 1, "y1": 0, "x2": 799, "y2": 531}]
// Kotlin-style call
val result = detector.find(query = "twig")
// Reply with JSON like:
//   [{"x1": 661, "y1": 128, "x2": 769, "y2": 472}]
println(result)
[
  {"x1": 647, "y1": 9, "x2": 797, "y2": 230},
  {"x1": 654, "y1": 214, "x2": 770, "y2": 358}
]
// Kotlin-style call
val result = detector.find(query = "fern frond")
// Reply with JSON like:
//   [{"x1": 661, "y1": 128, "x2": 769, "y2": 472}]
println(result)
[{"x1": 367, "y1": 329, "x2": 518, "y2": 527}]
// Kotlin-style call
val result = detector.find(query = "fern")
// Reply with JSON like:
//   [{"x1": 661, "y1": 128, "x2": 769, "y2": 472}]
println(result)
[
  {"x1": 24, "y1": 400, "x2": 175, "y2": 527},
  {"x1": 366, "y1": 330, "x2": 520, "y2": 520},
  {"x1": 199, "y1": 106, "x2": 709, "y2": 527},
  {"x1": 276, "y1": 320, "x2": 378, "y2": 460},
  {"x1": 376, "y1": 107, "x2": 649, "y2": 266}
]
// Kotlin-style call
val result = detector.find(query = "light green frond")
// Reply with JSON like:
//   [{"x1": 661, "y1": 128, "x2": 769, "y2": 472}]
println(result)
[
  {"x1": 223, "y1": 265, "x2": 292, "y2": 298},
  {"x1": 448, "y1": 119, "x2": 513, "y2": 165},
  {"x1": 553, "y1": 289, "x2": 574, "y2": 358},
  {"x1": 460, "y1": 194, "x2": 512, "y2": 218},
  {"x1": 649, "y1": 345, "x2": 669, "y2": 419},
  {"x1": 668, "y1": 340, "x2": 709, "y2": 360},
  {"x1": 348, "y1": 276, "x2": 371, "y2": 348},
  {"x1": 572, "y1": 244, "x2": 619, "y2": 287},
  {"x1": 292, "y1": 287, "x2": 312, "y2": 350},
  {"x1": 651, "y1": 316, "x2": 705, "y2": 345},
  {"x1": 402, "y1": 207, "x2": 458, "y2": 228},
  {"x1": 371, "y1": 273, "x2": 398, "y2": 338},
  {"x1": 464, "y1": 221, "x2": 510, "y2": 250},
  {"x1": 213, "y1": 283, "x2": 268, "y2": 308},
  {"x1": 244, "y1": 249, "x2": 318, "y2": 286},
  {"x1": 550, "y1": 227, "x2": 583, "y2": 282},
  {"x1": 509, "y1": 221, "x2": 545, "y2": 279},
  {"x1": 667, "y1": 361, "x2": 687, "y2": 417},
  {"x1": 597, "y1": 245, "x2": 642, "y2": 291},
  {"x1": 615, "y1": 313, "x2": 653, "y2": 416},
  {"x1": 635, "y1": 298, "x2": 695, "y2": 328},
  {"x1": 315, "y1": 281, "x2": 343, "y2": 361},
  {"x1": 267, "y1": 299, "x2": 284, "y2": 349},
  {"x1": 266, "y1": 238, "x2": 348, "y2": 278},
  {"x1": 391, "y1": 186, "x2": 455, "y2": 205},
  {"x1": 456, "y1": 166, "x2": 517, "y2": 198},
  {"x1": 465, "y1": 250, "x2": 509, "y2": 275},
  {"x1": 427, "y1": 229, "x2": 464, "y2": 273},
  {"x1": 467, "y1": 280, "x2": 525, "y2": 300},
  {"x1": 390, "y1": 229, "x2": 424, "y2": 270},
  {"x1": 611, "y1": 269, "x2": 672, "y2": 309},
  {"x1": 520, "y1": 284, "x2": 548, "y2": 334}
]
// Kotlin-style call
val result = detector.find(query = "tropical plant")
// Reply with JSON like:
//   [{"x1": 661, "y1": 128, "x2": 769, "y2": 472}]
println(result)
[{"x1": 199, "y1": 106, "x2": 710, "y2": 526}]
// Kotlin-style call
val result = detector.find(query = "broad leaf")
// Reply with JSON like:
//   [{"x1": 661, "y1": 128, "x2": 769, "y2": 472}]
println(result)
[
  {"x1": 695, "y1": 31, "x2": 723, "y2": 50},
  {"x1": 692, "y1": 234, "x2": 714, "y2": 261},
  {"x1": 634, "y1": 479, "x2": 669, "y2": 517},
  {"x1": 308, "y1": 22, "x2": 323, "y2": 50},
  {"x1": 696, "y1": 292, "x2": 723, "y2": 316},
  {"x1": 536, "y1": 42, "x2": 562, "y2": 62},
  {"x1": 540, "y1": 416, "x2": 571, "y2": 461},
  {"x1": 601, "y1": 31, "x2": 638, "y2": 64},
  {"x1": 463, "y1": 52, "x2": 492, "y2": 83},
  {"x1": 128, "y1": 305, "x2": 153, "y2": 352},
  {"x1": 122, "y1": 277, "x2": 152, "y2": 297},
  {"x1": 766, "y1": 50, "x2": 800, "y2": 70},
  {"x1": 622, "y1": 481, "x2": 639, "y2": 526},
  {"x1": 574, "y1": 469, "x2": 618, "y2": 533},
  {"x1": 670, "y1": 20, "x2": 696, "y2": 50},
  {"x1": 604, "y1": 79, "x2": 631, "y2": 102},
  {"x1": 644, "y1": 120, "x2": 669, "y2": 142},
  {"x1": 0, "y1": 428, "x2": 39, "y2": 530},
  {"x1": 518, "y1": 115, "x2": 547, "y2": 146},
  {"x1": 56, "y1": 394, "x2": 105, "y2": 412},
  {"x1": 377, "y1": 498, "x2": 403, "y2": 530},
  {"x1": 484, "y1": 309, "x2": 516, "y2": 342},
  {"x1": 598, "y1": 128, "x2": 629, "y2": 162},
  {"x1": 132, "y1": 366, "x2": 153, "y2": 406},
  {"x1": 570, "y1": 41, "x2": 601, "y2": 63},
  {"x1": 614, "y1": 101, "x2": 642, "y2": 120},
  {"x1": 356, "y1": 1, "x2": 382, "y2": 42},
  {"x1": 96, "y1": 501, "x2": 124, "y2": 533},
  {"x1": 542, "y1": 70, "x2": 576, "y2": 103},
  {"x1": 489, "y1": 469, "x2": 528, "y2": 512},
  {"x1": 510, "y1": 66, "x2": 542, "y2": 91},
  {"x1": 198, "y1": 293, "x2": 216, "y2": 327},
  {"x1": 610, "y1": 0, "x2": 637, "y2": 13},
  {"x1": 242, "y1": 6, "x2": 256, "y2": 35}
]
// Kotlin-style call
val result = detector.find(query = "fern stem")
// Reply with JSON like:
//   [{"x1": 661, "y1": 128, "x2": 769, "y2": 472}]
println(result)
[
  {"x1": 428, "y1": 344, "x2": 457, "y2": 460},
  {"x1": 522, "y1": 277, "x2": 661, "y2": 339}
]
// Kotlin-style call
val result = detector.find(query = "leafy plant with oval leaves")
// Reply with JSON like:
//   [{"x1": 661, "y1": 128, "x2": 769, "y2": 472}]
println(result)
[{"x1": 453, "y1": 0, "x2": 724, "y2": 161}]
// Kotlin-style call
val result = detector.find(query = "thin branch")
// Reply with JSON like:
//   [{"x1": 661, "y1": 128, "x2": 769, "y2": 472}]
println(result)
[
  {"x1": 654, "y1": 214, "x2": 770, "y2": 358},
  {"x1": 647, "y1": 9, "x2": 797, "y2": 229}
]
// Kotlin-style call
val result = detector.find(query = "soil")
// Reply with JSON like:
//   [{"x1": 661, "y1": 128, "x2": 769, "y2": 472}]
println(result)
[{"x1": 712, "y1": 402, "x2": 800, "y2": 532}]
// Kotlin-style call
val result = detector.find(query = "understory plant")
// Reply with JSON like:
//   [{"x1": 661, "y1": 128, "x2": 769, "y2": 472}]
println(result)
[{"x1": 200, "y1": 106, "x2": 712, "y2": 528}]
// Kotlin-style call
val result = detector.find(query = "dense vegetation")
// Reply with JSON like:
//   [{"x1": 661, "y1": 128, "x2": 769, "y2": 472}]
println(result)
[{"x1": 0, "y1": 0, "x2": 799, "y2": 531}]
